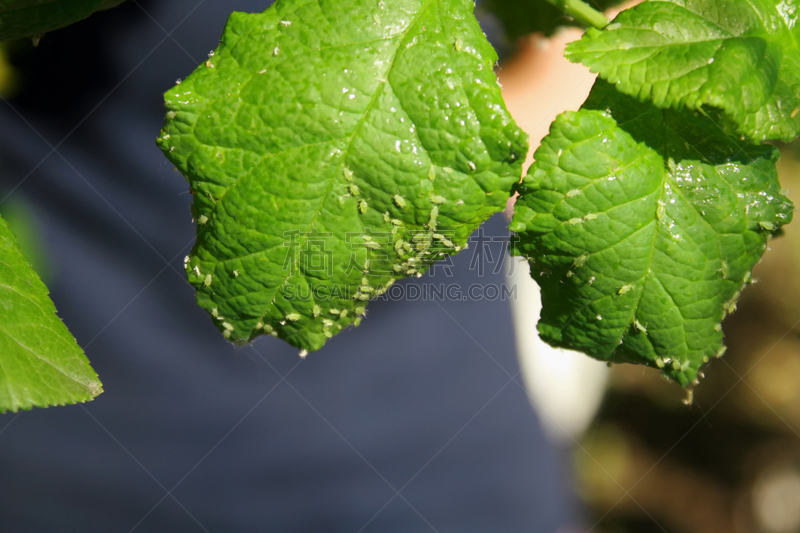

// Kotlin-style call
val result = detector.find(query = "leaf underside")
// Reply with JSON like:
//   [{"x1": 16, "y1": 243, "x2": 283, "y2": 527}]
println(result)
[
  {"x1": 0, "y1": 215, "x2": 102, "y2": 412},
  {"x1": 159, "y1": 0, "x2": 527, "y2": 352},
  {"x1": 511, "y1": 79, "x2": 793, "y2": 386},
  {"x1": 0, "y1": 0, "x2": 124, "y2": 41},
  {"x1": 566, "y1": 0, "x2": 800, "y2": 142}
]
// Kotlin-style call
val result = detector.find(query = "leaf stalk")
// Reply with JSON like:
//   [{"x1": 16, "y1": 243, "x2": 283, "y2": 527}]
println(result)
[{"x1": 546, "y1": 0, "x2": 608, "y2": 29}]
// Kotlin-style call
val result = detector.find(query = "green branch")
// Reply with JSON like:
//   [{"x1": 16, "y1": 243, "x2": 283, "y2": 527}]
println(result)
[{"x1": 546, "y1": 0, "x2": 608, "y2": 29}]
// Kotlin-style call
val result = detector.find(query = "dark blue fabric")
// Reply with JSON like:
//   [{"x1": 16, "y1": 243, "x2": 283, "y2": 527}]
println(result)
[{"x1": 0, "y1": 2, "x2": 577, "y2": 531}]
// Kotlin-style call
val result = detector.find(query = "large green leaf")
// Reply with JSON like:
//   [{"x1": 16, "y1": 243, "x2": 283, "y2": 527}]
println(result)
[
  {"x1": 511, "y1": 80, "x2": 793, "y2": 386},
  {"x1": 0, "y1": 0, "x2": 124, "y2": 41},
  {"x1": 0, "y1": 214, "x2": 102, "y2": 412},
  {"x1": 158, "y1": 0, "x2": 527, "y2": 352},
  {"x1": 566, "y1": 0, "x2": 800, "y2": 142}
]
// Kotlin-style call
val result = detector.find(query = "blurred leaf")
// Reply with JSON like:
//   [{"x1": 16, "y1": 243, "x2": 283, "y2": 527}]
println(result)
[
  {"x1": 0, "y1": 214, "x2": 102, "y2": 412},
  {"x1": 0, "y1": 0, "x2": 124, "y2": 41}
]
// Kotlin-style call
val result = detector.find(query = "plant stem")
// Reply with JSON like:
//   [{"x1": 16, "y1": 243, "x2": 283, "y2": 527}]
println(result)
[{"x1": 546, "y1": 0, "x2": 608, "y2": 29}]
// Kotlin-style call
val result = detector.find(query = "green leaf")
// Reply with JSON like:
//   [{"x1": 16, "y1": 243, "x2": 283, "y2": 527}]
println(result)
[
  {"x1": 0, "y1": 214, "x2": 102, "y2": 412},
  {"x1": 566, "y1": 0, "x2": 800, "y2": 142},
  {"x1": 158, "y1": 0, "x2": 527, "y2": 352},
  {"x1": 511, "y1": 80, "x2": 793, "y2": 386},
  {"x1": 0, "y1": 0, "x2": 124, "y2": 41}
]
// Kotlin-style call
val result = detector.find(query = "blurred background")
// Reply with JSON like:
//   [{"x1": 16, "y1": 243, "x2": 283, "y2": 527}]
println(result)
[{"x1": 1, "y1": 1, "x2": 800, "y2": 532}]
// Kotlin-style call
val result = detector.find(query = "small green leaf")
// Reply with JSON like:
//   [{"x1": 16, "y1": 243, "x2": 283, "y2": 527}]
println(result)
[
  {"x1": 0, "y1": 0, "x2": 124, "y2": 41},
  {"x1": 0, "y1": 214, "x2": 102, "y2": 412},
  {"x1": 159, "y1": 0, "x2": 526, "y2": 352},
  {"x1": 511, "y1": 80, "x2": 793, "y2": 386},
  {"x1": 566, "y1": 0, "x2": 800, "y2": 141}
]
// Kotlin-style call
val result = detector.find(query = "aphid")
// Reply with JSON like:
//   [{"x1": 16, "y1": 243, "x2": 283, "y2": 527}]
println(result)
[
  {"x1": 280, "y1": 20, "x2": 292, "y2": 26},
  {"x1": 584, "y1": 213, "x2": 598, "y2": 221},
  {"x1": 349, "y1": 183, "x2": 360, "y2": 196},
  {"x1": 344, "y1": 167, "x2": 355, "y2": 181},
  {"x1": 567, "y1": 217, "x2": 583, "y2": 225},
  {"x1": 359, "y1": 199, "x2": 368, "y2": 214},
  {"x1": 429, "y1": 205, "x2": 439, "y2": 225},
  {"x1": 194, "y1": 266, "x2": 201, "y2": 276},
  {"x1": 467, "y1": 161, "x2": 477, "y2": 172},
  {"x1": 233, "y1": 269, "x2": 239, "y2": 277},
  {"x1": 759, "y1": 221, "x2": 775, "y2": 231},
  {"x1": 633, "y1": 319, "x2": 647, "y2": 334},
  {"x1": 383, "y1": 211, "x2": 391, "y2": 222},
  {"x1": 339, "y1": 310, "x2": 348, "y2": 318},
  {"x1": 428, "y1": 166, "x2": 436, "y2": 180},
  {"x1": 573, "y1": 252, "x2": 589, "y2": 268},
  {"x1": 454, "y1": 37, "x2": 464, "y2": 51},
  {"x1": 656, "y1": 201, "x2": 666, "y2": 221},
  {"x1": 682, "y1": 388, "x2": 694, "y2": 406},
  {"x1": 393, "y1": 194, "x2": 406, "y2": 208},
  {"x1": 286, "y1": 313, "x2": 301, "y2": 321},
  {"x1": 364, "y1": 241, "x2": 381, "y2": 250},
  {"x1": 716, "y1": 346, "x2": 727, "y2": 358},
  {"x1": 588, "y1": 276, "x2": 596, "y2": 285},
  {"x1": 431, "y1": 195, "x2": 446, "y2": 204},
  {"x1": 329, "y1": 309, "x2": 341, "y2": 315},
  {"x1": 204, "y1": 274, "x2": 212, "y2": 287},
  {"x1": 720, "y1": 260, "x2": 729, "y2": 279},
  {"x1": 272, "y1": 46, "x2": 280, "y2": 56},
  {"x1": 434, "y1": 233, "x2": 454, "y2": 248},
  {"x1": 222, "y1": 322, "x2": 234, "y2": 332},
  {"x1": 618, "y1": 283, "x2": 634, "y2": 295},
  {"x1": 565, "y1": 189, "x2": 581, "y2": 198},
  {"x1": 391, "y1": 218, "x2": 403, "y2": 226}
]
